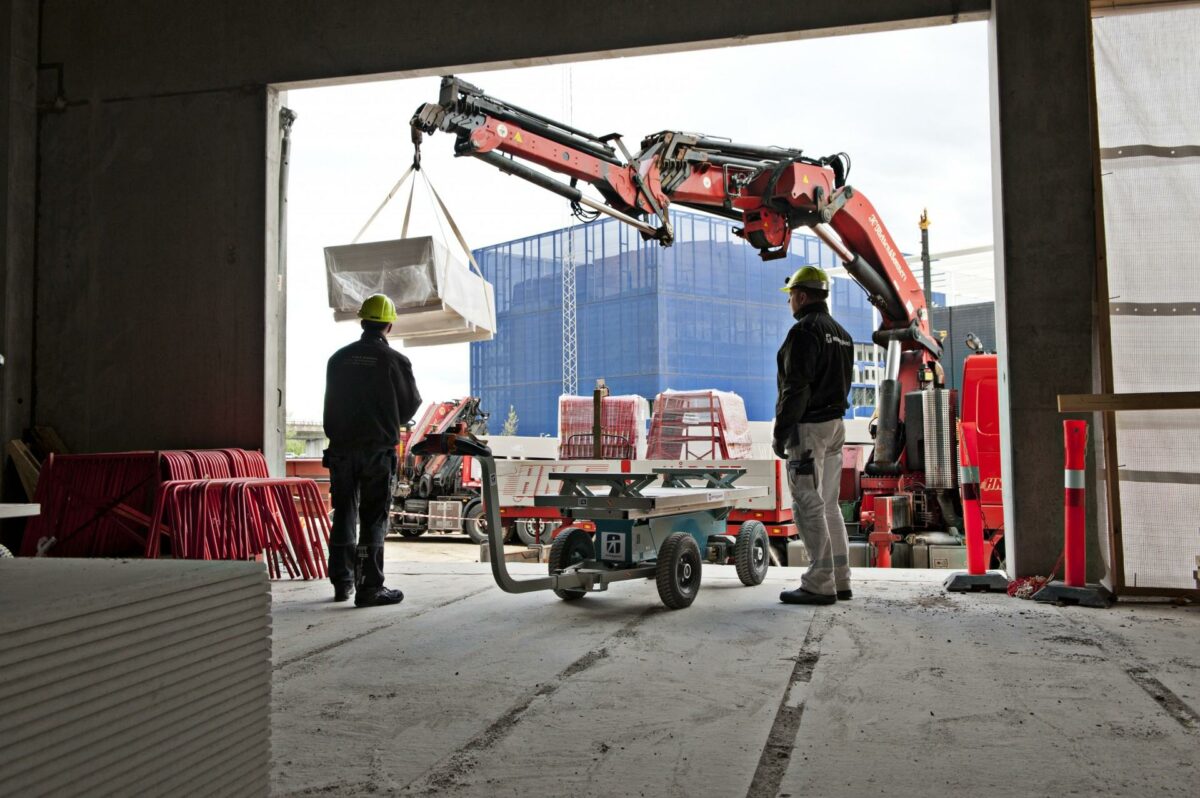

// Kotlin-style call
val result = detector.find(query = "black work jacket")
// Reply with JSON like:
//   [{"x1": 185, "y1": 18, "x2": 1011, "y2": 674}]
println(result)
[
  {"x1": 323, "y1": 331, "x2": 421, "y2": 452},
  {"x1": 774, "y1": 301, "x2": 854, "y2": 445}
]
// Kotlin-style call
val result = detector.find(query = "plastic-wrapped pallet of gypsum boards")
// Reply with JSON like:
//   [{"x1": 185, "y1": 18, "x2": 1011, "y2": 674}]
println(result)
[{"x1": 323, "y1": 236, "x2": 496, "y2": 343}]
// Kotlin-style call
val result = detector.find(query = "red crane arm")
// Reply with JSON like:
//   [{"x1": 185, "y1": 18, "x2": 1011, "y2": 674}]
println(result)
[{"x1": 412, "y1": 76, "x2": 938, "y2": 359}]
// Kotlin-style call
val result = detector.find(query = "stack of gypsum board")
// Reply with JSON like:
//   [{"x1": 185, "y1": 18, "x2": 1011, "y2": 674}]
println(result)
[
  {"x1": 0, "y1": 559, "x2": 272, "y2": 797},
  {"x1": 324, "y1": 235, "x2": 496, "y2": 346}
]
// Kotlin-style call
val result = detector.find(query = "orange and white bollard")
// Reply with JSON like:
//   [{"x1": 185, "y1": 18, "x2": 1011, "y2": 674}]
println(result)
[
  {"x1": 1033, "y1": 419, "x2": 1111, "y2": 607},
  {"x1": 1063, "y1": 420, "x2": 1087, "y2": 587},
  {"x1": 960, "y1": 421, "x2": 987, "y2": 575},
  {"x1": 944, "y1": 421, "x2": 1009, "y2": 592}
]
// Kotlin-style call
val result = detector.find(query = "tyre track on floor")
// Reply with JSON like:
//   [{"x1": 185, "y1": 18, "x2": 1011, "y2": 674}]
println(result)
[
  {"x1": 273, "y1": 586, "x2": 493, "y2": 680},
  {"x1": 398, "y1": 607, "x2": 660, "y2": 796},
  {"x1": 745, "y1": 611, "x2": 831, "y2": 798}
]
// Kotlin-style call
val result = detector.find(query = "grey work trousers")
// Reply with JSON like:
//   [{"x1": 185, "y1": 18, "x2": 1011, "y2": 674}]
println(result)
[{"x1": 786, "y1": 418, "x2": 851, "y2": 596}]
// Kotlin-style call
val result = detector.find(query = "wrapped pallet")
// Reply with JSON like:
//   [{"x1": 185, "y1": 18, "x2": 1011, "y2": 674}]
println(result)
[
  {"x1": 646, "y1": 389, "x2": 754, "y2": 460},
  {"x1": 557, "y1": 394, "x2": 650, "y2": 460},
  {"x1": 324, "y1": 235, "x2": 496, "y2": 347}
]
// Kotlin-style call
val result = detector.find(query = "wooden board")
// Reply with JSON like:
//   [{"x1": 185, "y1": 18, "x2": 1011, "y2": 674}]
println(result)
[
  {"x1": 5, "y1": 440, "x2": 40, "y2": 500},
  {"x1": 1057, "y1": 391, "x2": 1200, "y2": 413}
]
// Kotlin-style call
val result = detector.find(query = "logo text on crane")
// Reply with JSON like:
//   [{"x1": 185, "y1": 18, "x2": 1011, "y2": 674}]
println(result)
[{"x1": 868, "y1": 214, "x2": 908, "y2": 283}]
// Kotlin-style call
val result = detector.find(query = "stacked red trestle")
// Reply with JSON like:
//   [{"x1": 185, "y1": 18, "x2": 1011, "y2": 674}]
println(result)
[{"x1": 21, "y1": 449, "x2": 330, "y2": 580}]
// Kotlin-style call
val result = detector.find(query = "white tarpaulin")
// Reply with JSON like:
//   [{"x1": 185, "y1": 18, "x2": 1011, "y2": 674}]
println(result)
[{"x1": 1094, "y1": 6, "x2": 1200, "y2": 591}]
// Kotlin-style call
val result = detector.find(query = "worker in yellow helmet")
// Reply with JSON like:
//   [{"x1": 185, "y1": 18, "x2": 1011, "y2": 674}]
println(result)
[
  {"x1": 322, "y1": 293, "x2": 421, "y2": 607},
  {"x1": 773, "y1": 266, "x2": 855, "y2": 606}
]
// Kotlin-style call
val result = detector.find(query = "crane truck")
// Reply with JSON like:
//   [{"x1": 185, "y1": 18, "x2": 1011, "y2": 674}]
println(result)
[{"x1": 410, "y1": 76, "x2": 1003, "y2": 568}]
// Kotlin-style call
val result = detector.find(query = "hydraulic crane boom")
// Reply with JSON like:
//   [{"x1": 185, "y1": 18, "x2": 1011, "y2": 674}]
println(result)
[{"x1": 411, "y1": 76, "x2": 940, "y2": 363}]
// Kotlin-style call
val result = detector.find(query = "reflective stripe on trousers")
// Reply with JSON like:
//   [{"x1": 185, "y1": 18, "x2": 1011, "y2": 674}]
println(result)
[{"x1": 786, "y1": 418, "x2": 851, "y2": 596}]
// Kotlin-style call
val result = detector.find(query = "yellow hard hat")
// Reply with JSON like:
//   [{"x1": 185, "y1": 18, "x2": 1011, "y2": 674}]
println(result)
[
  {"x1": 358, "y1": 293, "x2": 397, "y2": 323},
  {"x1": 780, "y1": 265, "x2": 829, "y2": 293}
]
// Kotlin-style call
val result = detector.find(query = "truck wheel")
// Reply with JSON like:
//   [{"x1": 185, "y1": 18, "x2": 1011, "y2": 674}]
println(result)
[
  {"x1": 734, "y1": 520, "x2": 770, "y2": 586},
  {"x1": 514, "y1": 518, "x2": 548, "y2": 546},
  {"x1": 655, "y1": 532, "x2": 701, "y2": 609},
  {"x1": 463, "y1": 500, "x2": 488, "y2": 545},
  {"x1": 549, "y1": 527, "x2": 593, "y2": 601}
]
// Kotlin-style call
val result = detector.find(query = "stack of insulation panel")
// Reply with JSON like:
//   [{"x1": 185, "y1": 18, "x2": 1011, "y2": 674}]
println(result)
[
  {"x1": 0, "y1": 559, "x2": 271, "y2": 797},
  {"x1": 324, "y1": 235, "x2": 496, "y2": 346}
]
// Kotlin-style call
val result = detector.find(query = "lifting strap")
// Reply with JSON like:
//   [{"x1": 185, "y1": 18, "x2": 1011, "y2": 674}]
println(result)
[
  {"x1": 351, "y1": 164, "x2": 417, "y2": 244},
  {"x1": 350, "y1": 161, "x2": 494, "y2": 324}
]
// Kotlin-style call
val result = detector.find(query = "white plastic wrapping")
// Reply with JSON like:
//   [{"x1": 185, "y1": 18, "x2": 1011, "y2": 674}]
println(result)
[
  {"x1": 647, "y1": 389, "x2": 754, "y2": 460},
  {"x1": 556, "y1": 394, "x2": 650, "y2": 460},
  {"x1": 324, "y1": 236, "x2": 496, "y2": 346},
  {"x1": 1093, "y1": 8, "x2": 1200, "y2": 591}
]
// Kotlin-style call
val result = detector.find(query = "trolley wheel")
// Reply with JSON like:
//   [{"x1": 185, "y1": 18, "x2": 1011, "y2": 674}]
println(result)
[
  {"x1": 463, "y1": 500, "x2": 488, "y2": 545},
  {"x1": 549, "y1": 527, "x2": 593, "y2": 601},
  {"x1": 398, "y1": 528, "x2": 426, "y2": 539},
  {"x1": 655, "y1": 532, "x2": 702, "y2": 610},
  {"x1": 734, "y1": 520, "x2": 770, "y2": 586}
]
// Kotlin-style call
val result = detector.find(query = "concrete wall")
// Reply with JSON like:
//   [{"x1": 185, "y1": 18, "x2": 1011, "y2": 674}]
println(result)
[
  {"x1": 34, "y1": 87, "x2": 277, "y2": 453},
  {"x1": 4, "y1": 0, "x2": 1102, "y2": 576},
  {"x1": 989, "y1": 0, "x2": 1103, "y2": 577},
  {"x1": 0, "y1": 0, "x2": 36, "y2": 496}
]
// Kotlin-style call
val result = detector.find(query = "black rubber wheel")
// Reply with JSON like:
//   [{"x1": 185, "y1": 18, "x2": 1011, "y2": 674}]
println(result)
[
  {"x1": 549, "y1": 527, "x2": 593, "y2": 601},
  {"x1": 398, "y1": 528, "x2": 425, "y2": 539},
  {"x1": 734, "y1": 520, "x2": 770, "y2": 586},
  {"x1": 463, "y1": 500, "x2": 488, "y2": 545},
  {"x1": 655, "y1": 532, "x2": 702, "y2": 609}
]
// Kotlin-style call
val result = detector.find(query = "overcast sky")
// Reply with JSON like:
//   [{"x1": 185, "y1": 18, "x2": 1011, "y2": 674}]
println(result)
[{"x1": 284, "y1": 20, "x2": 993, "y2": 422}]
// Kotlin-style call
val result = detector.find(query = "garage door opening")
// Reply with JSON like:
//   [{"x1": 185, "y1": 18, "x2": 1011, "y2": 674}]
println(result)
[{"x1": 274, "y1": 22, "x2": 995, "y2": 467}]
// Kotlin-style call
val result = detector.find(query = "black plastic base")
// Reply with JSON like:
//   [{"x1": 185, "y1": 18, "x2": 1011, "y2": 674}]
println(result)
[
  {"x1": 1032, "y1": 581, "x2": 1113, "y2": 608},
  {"x1": 943, "y1": 571, "x2": 1010, "y2": 593}
]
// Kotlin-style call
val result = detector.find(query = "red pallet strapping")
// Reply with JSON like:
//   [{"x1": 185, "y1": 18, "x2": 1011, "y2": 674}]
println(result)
[{"x1": 557, "y1": 395, "x2": 645, "y2": 460}]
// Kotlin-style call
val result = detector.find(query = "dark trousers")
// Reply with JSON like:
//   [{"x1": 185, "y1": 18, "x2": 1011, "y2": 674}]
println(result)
[{"x1": 327, "y1": 448, "x2": 396, "y2": 590}]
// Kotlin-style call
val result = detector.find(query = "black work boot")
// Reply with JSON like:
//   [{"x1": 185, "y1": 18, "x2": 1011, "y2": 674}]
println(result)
[
  {"x1": 353, "y1": 545, "x2": 402, "y2": 607},
  {"x1": 355, "y1": 586, "x2": 404, "y2": 607},
  {"x1": 836, "y1": 588, "x2": 853, "y2": 601},
  {"x1": 333, "y1": 582, "x2": 355, "y2": 602},
  {"x1": 327, "y1": 544, "x2": 357, "y2": 594},
  {"x1": 780, "y1": 587, "x2": 836, "y2": 605}
]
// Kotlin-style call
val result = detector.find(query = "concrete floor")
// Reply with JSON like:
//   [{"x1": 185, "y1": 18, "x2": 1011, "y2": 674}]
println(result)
[{"x1": 270, "y1": 555, "x2": 1200, "y2": 798}]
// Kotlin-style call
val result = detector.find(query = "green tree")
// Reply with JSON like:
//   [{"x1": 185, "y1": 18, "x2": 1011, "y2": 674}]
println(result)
[{"x1": 501, "y1": 405, "x2": 519, "y2": 436}]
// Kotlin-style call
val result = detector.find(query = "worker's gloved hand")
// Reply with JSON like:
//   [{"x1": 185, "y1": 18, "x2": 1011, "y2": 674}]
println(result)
[{"x1": 772, "y1": 439, "x2": 787, "y2": 460}]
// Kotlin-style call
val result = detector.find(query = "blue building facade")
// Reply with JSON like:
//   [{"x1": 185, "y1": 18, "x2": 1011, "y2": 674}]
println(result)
[{"x1": 470, "y1": 211, "x2": 885, "y2": 437}]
